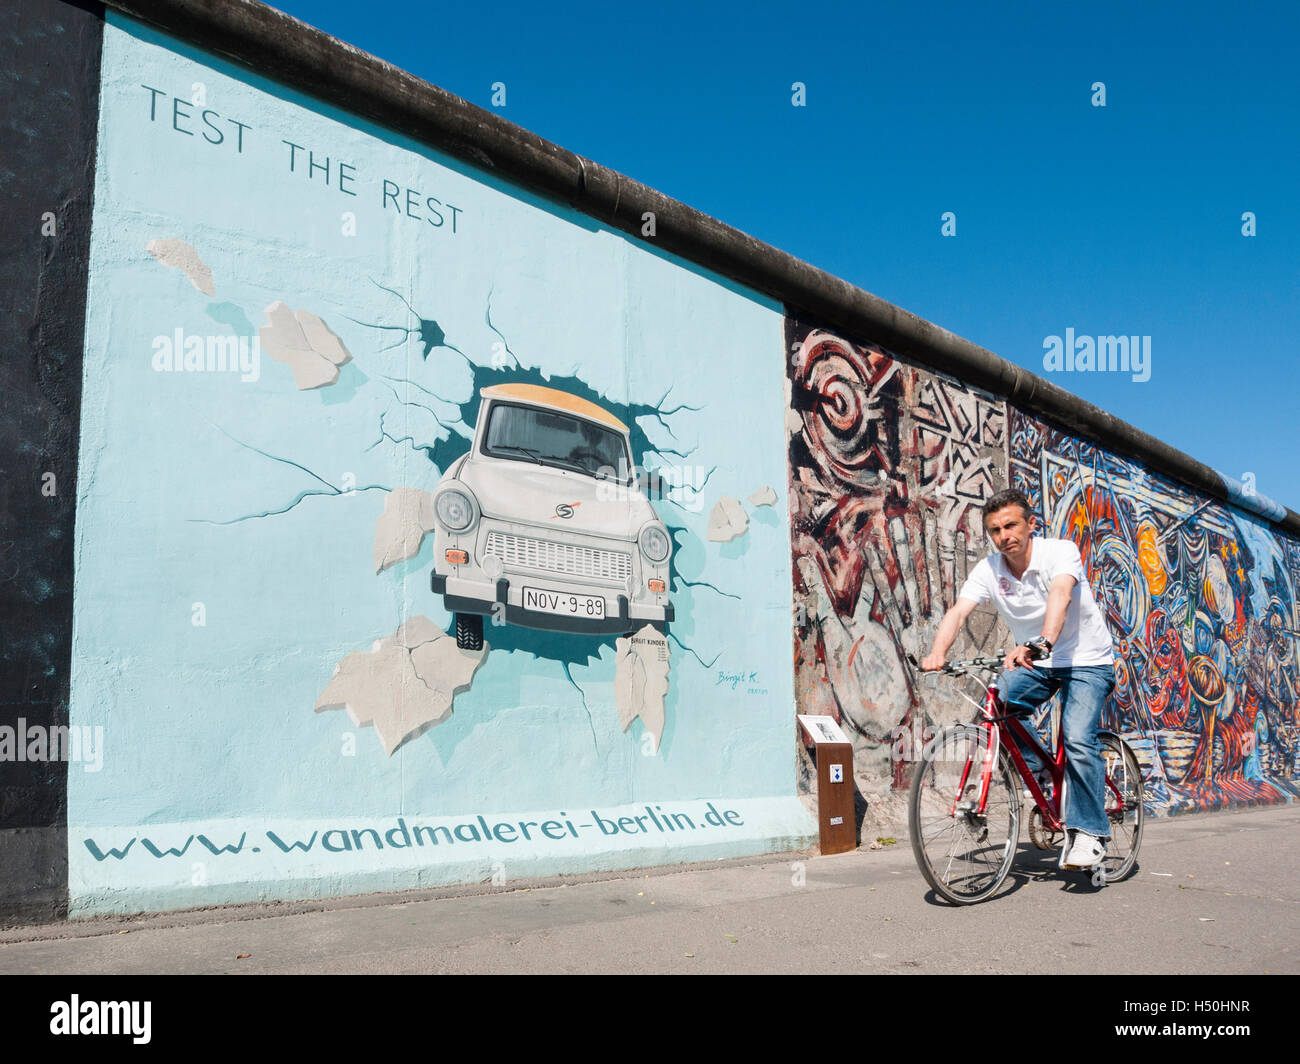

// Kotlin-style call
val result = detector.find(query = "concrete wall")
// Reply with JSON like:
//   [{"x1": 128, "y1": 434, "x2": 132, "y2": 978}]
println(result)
[
  {"x1": 2, "y1": 0, "x2": 1295, "y2": 921},
  {"x1": 59, "y1": 12, "x2": 813, "y2": 916},
  {"x1": 0, "y1": 0, "x2": 104, "y2": 923}
]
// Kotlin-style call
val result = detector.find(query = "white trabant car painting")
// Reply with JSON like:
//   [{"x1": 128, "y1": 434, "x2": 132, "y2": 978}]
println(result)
[{"x1": 430, "y1": 383, "x2": 674, "y2": 649}]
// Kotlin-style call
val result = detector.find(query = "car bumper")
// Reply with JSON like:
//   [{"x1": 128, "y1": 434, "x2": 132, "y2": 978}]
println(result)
[{"x1": 431, "y1": 572, "x2": 673, "y2": 634}]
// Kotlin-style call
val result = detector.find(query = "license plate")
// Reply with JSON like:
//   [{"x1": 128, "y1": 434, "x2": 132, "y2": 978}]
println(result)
[{"x1": 522, "y1": 587, "x2": 606, "y2": 618}]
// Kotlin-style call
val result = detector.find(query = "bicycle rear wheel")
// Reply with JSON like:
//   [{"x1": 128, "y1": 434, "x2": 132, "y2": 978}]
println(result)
[
  {"x1": 1099, "y1": 734, "x2": 1143, "y2": 881},
  {"x1": 909, "y1": 725, "x2": 1021, "y2": 904}
]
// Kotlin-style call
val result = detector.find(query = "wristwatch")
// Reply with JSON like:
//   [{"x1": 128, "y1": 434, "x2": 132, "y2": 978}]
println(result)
[{"x1": 1025, "y1": 636, "x2": 1053, "y2": 659}]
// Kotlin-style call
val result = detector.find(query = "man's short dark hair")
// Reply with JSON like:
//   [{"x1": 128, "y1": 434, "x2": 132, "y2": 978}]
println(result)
[{"x1": 981, "y1": 488, "x2": 1034, "y2": 524}]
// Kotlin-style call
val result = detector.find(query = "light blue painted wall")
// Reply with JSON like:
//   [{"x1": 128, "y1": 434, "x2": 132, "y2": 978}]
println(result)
[{"x1": 69, "y1": 15, "x2": 811, "y2": 911}]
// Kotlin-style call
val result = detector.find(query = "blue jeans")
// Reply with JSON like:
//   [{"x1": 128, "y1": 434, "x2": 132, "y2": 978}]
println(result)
[{"x1": 997, "y1": 664, "x2": 1115, "y2": 840}]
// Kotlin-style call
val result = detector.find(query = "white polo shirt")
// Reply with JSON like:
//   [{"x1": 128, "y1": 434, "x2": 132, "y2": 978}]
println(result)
[{"x1": 957, "y1": 537, "x2": 1115, "y2": 667}]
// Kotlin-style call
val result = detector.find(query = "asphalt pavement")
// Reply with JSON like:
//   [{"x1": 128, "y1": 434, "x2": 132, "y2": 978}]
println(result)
[{"x1": 1, "y1": 803, "x2": 1296, "y2": 976}]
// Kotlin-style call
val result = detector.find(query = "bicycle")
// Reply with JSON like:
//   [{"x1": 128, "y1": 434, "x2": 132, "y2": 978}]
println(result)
[{"x1": 905, "y1": 652, "x2": 1144, "y2": 904}]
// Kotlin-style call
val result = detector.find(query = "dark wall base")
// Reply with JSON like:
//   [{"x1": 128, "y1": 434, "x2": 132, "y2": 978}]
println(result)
[
  {"x1": 0, "y1": 0, "x2": 105, "y2": 923},
  {"x1": 0, "y1": 828, "x2": 70, "y2": 926}
]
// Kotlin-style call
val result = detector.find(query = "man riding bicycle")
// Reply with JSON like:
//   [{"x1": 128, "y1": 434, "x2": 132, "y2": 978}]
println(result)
[{"x1": 921, "y1": 488, "x2": 1117, "y2": 870}]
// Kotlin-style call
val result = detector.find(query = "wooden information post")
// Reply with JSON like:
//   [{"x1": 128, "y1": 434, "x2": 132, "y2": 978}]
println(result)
[{"x1": 798, "y1": 715, "x2": 856, "y2": 856}]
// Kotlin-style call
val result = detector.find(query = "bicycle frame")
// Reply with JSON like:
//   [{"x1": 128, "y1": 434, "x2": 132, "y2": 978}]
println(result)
[
  {"x1": 991, "y1": 696, "x2": 1065, "y2": 831},
  {"x1": 969, "y1": 673, "x2": 1124, "y2": 833}
]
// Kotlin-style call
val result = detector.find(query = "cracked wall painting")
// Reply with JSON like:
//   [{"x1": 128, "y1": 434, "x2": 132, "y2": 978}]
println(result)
[
  {"x1": 66, "y1": 16, "x2": 804, "y2": 910},
  {"x1": 786, "y1": 317, "x2": 1300, "y2": 816}
]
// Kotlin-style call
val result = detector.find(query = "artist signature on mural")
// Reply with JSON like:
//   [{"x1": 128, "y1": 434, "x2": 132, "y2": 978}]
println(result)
[{"x1": 716, "y1": 669, "x2": 767, "y2": 695}]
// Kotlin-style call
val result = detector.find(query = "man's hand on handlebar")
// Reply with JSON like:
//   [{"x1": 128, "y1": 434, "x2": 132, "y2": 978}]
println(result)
[
  {"x1": 1004, "y1": 637, "x2": 1051, "y2": 672},
  {"x1": 919, "y1": 650, "x2": 948, "y2": 672},
  {"x1": 1003, "y1": 646, "x2": 1036, "y2": 671}
]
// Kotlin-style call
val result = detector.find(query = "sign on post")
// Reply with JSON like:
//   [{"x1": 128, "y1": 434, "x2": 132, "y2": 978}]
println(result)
[{"x1": 798, "y1": 715, "x2": 856, "y2": 856}]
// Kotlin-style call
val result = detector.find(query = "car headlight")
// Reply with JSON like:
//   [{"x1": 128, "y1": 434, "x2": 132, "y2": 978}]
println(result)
[
  {"x1": 638, "y1": 524, "x2": 671, "y2": 564},
  {"x1": 434, "y1": 487, "x2": 479, "y2": 533}
]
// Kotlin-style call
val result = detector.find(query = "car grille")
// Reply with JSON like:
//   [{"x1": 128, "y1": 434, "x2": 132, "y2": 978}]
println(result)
[{"x1": 485, "y1": 531, "x2": 632, "y2": 582}]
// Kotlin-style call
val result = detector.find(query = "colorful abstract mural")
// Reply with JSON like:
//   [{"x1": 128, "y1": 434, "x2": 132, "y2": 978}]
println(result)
[
  {"x1": 787, "y1": 317, "x2": 1300, "y2": 817},
  {"x1": 1009, "y1": 410, "x2": 1300, "y2": 814}
]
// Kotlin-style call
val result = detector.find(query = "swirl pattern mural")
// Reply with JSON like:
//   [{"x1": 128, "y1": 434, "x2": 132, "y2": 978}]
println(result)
[{"x1": 786, "y1": 318, "x2": 1006, "y2": 796}]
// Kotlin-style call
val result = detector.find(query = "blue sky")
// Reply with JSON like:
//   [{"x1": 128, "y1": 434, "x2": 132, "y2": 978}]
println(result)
[{"x1": 269, "y1": 0, "x2": 1299, "y2": 511}]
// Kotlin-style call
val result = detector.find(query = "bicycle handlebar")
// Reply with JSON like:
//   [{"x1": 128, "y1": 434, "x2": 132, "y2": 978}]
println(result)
[
  {"x1": 905, "y1": 652, "x2": 1007, "y2": 676},
  {"x1": 906, "y1": 637, "x2": 1055, "y2": 676}
]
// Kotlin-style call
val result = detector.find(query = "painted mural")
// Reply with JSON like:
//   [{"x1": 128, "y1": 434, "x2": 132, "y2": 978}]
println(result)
[
  {"x1": 785, "y1": 316, "x2": 1008, "y2": 802},
  {"x1": 787, "y1": 315, "x2": 1300, "y2": 818},
  {"x1": 65, "y1": 14, "x2": 811, "y2": 915},
  {"x1": 1009, "y1": 410, "x2": 1300, "y2": 813}
]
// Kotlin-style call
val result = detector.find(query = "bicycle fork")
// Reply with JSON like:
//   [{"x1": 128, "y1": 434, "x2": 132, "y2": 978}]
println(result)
[{"x1": 951, "y1": 724, "x2": 1000, "y2": 818}]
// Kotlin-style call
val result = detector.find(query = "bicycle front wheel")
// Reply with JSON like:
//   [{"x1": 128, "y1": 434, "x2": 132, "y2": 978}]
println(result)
[
  {"x1": 1099, "y1": 734, "x2": 1144, "y2": 881},
  {"x1": 908, "y1": 725, "x2": 1021, "y2": 905}
]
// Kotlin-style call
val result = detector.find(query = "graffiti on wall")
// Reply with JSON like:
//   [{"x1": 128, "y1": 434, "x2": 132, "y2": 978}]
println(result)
[
  {"x1": 1009, "y1": 410, "x2": 1300, "y2": 813},
  {"x1": 786, "y1": 316, "x2": 1300, "y2": 816},
  {"x1": 785, "y1": 319, "x2": 1007, "y2": 787}
]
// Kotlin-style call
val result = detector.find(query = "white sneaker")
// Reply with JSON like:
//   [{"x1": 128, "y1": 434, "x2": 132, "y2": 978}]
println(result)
[{"x1": 1062, "y1": 830, "x2": 1106, "y2": 869}]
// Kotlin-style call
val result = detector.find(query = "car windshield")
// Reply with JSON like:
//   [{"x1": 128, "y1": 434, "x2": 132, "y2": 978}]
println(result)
[{"x1": 483, "y1": 402, "x2": 632, "y2": 482}]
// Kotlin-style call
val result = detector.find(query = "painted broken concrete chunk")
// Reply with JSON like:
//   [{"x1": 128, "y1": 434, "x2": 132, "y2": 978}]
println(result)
[
  {"x1": 614, "y1": 624, "x2": 671, "y2": 748},
  {"x1": 295, "y1": 309, "x2": 350, "y2": 366},
  {"x1": 373, "y1": 487, "x2": 438, "y2": 574},
  {"x1": 707, "y1": 495, "x2": 749, "y2": 542},
  {"x1": 748, "y1": 485, "x2": 777, "y2": 507},
  {"x1": 145, "y1": 237, "x2": 215, "y2": 296},
  {"x1": 259, "y1": 301, "x2": 352, "y2": 389},
  {"x1": 376, "y1": 614, "x2": 443, "y2": 651},
  {"x1": 316, "y1": 616, "x2": 488, "y2": 755}
]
